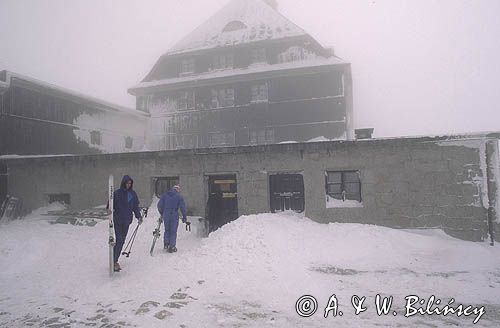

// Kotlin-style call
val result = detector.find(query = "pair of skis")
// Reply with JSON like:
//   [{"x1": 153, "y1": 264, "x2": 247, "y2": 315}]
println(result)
[
  {"x1": 150, "y1": 217, "x2": 191, "y2": 255},
  {"x1": 108, "y1": 175, "x2": 148, "y2": 274},
  {"x1": 108, "y1": 174, "x2": 159, "y2": 266},
  {"x1": 150, "y1": 217, "x2": 163, "y2": 256},
  {"x1": 108, "y1": 175, "x2": 115, "y2": 276},
  {"x1": 108, "y1": 174, "x2": 190, "y2": 264}
]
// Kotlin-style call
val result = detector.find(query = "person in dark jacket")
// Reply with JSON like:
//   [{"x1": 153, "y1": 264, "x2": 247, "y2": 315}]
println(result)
[
  {"x1": 112, "y1": 175, "x2": 142, "y2": 271},
  {"x1": 206, "y1": 192, "x2": 223, "y2": 233},
  {"x1": 157, "y1": 185, "x2": 187, "y2": 253}
]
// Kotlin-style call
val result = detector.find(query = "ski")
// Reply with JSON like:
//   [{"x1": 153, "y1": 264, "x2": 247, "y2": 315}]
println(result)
[
  {"x1": 108, "y1": 174, "x2": 115, "y2": 276},
  {"x1": 150, "y1": 217, "x2": 163, "y2": 256}
]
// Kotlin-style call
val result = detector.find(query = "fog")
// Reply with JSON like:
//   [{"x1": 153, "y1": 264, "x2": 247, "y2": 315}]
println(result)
[{"x1": 1, "y1": 0, "x2": 499, "y2": 138}]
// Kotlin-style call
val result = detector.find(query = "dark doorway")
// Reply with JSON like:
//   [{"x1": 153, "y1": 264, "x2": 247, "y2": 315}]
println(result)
[
  {"x1": 154, "y1": 176, "x2": 179, "y2": 197},
  {"x1": 0, "y1": 163, "x2": 7, "y2": 204},
  {"x1": 269, "y1": 174, "x2": 305, "y2": 213},
  {"x1": 206, "y1": 174, "x2": 238, "y2": 232},
  {"x1": 0, "y1": 163, "x2": 8, "y2": 219}
]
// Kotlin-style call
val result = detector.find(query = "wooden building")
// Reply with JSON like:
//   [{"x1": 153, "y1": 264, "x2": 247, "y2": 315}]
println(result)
[
  {"x1": 0, "y1": 70, "x2": 147, "y2": 156},
  {"x1": 128, "y1": 0, "x2": 353, "y2": 150}
]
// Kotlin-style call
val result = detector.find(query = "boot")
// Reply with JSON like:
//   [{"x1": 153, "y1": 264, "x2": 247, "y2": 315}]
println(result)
[
  {"x1": 114, "y1": 262, "x2": 121, "y2": 272},
  {"x1": 168, "y1": 245, "x2": 177, "y2": 253},
  {"x1": 164, "y1": 243, "x2": 169, "y2": 251}
]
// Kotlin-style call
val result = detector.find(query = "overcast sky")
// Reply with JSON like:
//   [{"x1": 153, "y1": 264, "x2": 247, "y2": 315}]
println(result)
[{"x1": 1, "y1": 0, "x2": 499, "y2": 138}]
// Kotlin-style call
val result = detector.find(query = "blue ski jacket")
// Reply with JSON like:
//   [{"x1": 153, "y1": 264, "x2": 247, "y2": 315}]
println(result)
[
  {"x1": 113, "y1": 175, "x2": 141, "y2": 225},
  {"x1": 157, "y1": 188, "x2": 187, "y2": 221}
]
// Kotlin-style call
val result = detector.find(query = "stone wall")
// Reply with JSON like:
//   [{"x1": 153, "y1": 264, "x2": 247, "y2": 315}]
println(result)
[{"x1": 3, "y1": 134, "x2": 499, "y2": 242}]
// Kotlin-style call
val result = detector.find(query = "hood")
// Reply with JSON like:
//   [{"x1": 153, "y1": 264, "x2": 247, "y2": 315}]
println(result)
[{"x1": 120, "y1": 175, "x2": 134, "y2": 190}]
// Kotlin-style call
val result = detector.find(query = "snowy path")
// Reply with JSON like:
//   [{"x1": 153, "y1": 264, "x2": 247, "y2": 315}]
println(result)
[{"x1": 0, "y1": 204, "x2": 500, "y2": 327}]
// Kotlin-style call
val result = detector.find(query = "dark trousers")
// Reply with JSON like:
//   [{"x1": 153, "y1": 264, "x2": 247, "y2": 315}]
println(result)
[
  {"x1": 163, "y1": 214, "x2": 180, "y2": 247},
  {"x1": 113, "y1": 222, "x2": 130, "y2": 263}
]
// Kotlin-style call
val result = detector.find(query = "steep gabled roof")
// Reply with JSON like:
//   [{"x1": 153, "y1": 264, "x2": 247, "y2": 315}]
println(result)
[{"x1": 166, "y1": 0, "x2": 308, "y2": 56}]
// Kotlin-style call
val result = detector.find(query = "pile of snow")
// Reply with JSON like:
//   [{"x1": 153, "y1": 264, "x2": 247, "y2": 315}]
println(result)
[{"x1": 0, "y1": 204, "x2": 499, "y2": 327}]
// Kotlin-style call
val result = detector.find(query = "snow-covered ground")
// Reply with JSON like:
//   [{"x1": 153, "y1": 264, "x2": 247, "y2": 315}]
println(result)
[{"x1": 1, "y1": 200, "x2": 500, "y2": 327}]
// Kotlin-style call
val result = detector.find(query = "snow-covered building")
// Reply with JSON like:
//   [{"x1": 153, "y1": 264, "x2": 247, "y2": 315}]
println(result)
[
  {"x1": 2, "y1": 132, "x2": 500, "y2": 242},
  {"x1": 128, "y1": 0, "x2": 353, "y2": 150},
  {"x1": 0, "y1": 70, "x2": 148, "y2": 155}
]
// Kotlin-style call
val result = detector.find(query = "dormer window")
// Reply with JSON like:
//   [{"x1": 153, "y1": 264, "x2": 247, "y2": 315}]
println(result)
[
  {"x1": 278, "y1": 46, "x2": 310, "y2": 63},
  {"x1": 180, "y1": 58, "x2": 195, "y2": 76},
  {"x1": 222, "y1": 20, "x2": 247, "y2": 32},
  {"x1": 212, "y1": 53, "x2": 234, "y2": 70}
]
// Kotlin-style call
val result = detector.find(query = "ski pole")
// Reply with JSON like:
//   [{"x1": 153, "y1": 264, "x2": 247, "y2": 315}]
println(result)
[{"x1": 122, "y1": 223, "x2": 140, "y2": 257}]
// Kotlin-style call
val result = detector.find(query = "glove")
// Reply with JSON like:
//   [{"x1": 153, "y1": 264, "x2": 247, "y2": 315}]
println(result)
[
  {"x1": 182, "y1": 217, "x2": 187, "y2": 224},
  {"x1": 138, "y1": 217, "x2": 143, "y2": 225}
]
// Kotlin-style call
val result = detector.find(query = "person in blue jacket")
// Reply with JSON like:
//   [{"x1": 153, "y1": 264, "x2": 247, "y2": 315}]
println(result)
[
  {"x1": 157, "y1": 184, "x2": 187, "y2": 253},
  {"x1": 112, "y1": 175, "x2": 142, "y2": 271}
]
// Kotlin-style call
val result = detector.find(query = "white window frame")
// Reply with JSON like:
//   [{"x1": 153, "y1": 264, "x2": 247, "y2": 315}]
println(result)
[
  {"x1": 249, "y1": 128, "x2": 274, "y2": 145},
  {"x1": 251, "y1": 82, "x2": 269, "y2": 103},
  {"x1": 212, "y1": 53, "x2": 234, "y2": 70},
  {"x1": 209, "y1": 131, "x2": 235, "y2": 147},
  {"x1": 180, "y1": 58, "x2": 195, "y2": 76},
  {"x1": 251, "y1": 48, "x2": 267, "y2": 64},
  {"x1": 211, "y1": 87, "x2": 235, "y2": 108},
  {"x1": 176, "y1": 90, "x2": 195, "y2": 110}
]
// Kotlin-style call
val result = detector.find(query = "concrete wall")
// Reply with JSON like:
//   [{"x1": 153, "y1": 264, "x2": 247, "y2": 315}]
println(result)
[{"x1": 3, "y1": 134, "x2": 499, "y2": 242}]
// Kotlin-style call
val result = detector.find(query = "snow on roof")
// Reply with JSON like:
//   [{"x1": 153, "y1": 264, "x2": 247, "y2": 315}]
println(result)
[
  {"x1": 166, "y1": 0, "x2": 308, "y2": 56},
  {"x1": 0, "y1": 154, "x2": 76, "y2": 160},
  {"x1": 129, "y1": 56, "x2": 346, "y2": 93},
  {"x1": 0, "y1": 70, "x2": 148, "y2": 118}
]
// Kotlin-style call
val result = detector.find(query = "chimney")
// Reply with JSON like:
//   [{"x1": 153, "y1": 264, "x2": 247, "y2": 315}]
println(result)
[
  {"x1": 355, "y1": 128, "x2": 374, "y2": 140},
  {"x1": 263, "y1": 0, "x2": 278, "y2": 10}
]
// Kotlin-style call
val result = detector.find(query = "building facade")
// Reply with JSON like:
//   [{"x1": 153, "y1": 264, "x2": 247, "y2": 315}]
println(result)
[
  {"x1": 128, "y1": 0, "x2": 353, "y2": 151},
  {"x1": 2, "y1": 133, "x2": 499, "y2": 242},
  {"x1": 0, "y1": 70, "x2": 147, "y2": 156}
]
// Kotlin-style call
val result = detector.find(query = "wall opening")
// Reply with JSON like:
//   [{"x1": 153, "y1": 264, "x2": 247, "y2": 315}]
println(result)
[
  {"x1": 269, "y1": 173, "x2": 304, "y2": 213},
  {"x1": 206, "y1": 174, "x2": 238, "y2": 232}
]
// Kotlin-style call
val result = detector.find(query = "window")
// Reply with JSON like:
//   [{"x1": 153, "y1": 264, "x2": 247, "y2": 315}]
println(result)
[
  {"x1": 125, "y1": 136, "x2": 133, "y2": 149},
  {"x1": 212, "y1": 53, "x2": 234, "y2": 70},
  {"x1": 154, "y1": 177, "x2": 179, "y2": 197},
  {"x1": 278, "y1": 46, "x2": 311, "y2": 63},
  {"x1": 222, "y1": 20, "x2": 247, "y2": 32},
  {"x1": 176, "y1": 90, "x2": 195, "y2": 110},
  {"x1": 249, "y1": 129, "x2": 274, "y2": 145},
  {"x1": 251, "y1": 83, "x2": 268, "y2": 103},
  {"x1": 137, "y1": 96, "x2": 150, "y2": 112},
  {"x1": 167, "y1": 134, "x2": 198, "y2": 150},
  {"x1": 211, "y1": 88, "x2": 234, "y2": 108},
  {"x1": 48, "y1": 193, "x2": 71, "y2": 205},
  {"x1": 325, "y1": 171, "x2": 361, "y2": 203},
  {"x1": 210, "y1": 131, "x2": 235, "y2": 147},
  {"x1": 180, "y1": 58, "x2": 195, "y2": 75},
  {"x1": 251, "y1": 48, "x2": 267, "y2": 64},
  {"x1": 90, "y1": 130, "x2": 102, "y2": 146}
]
